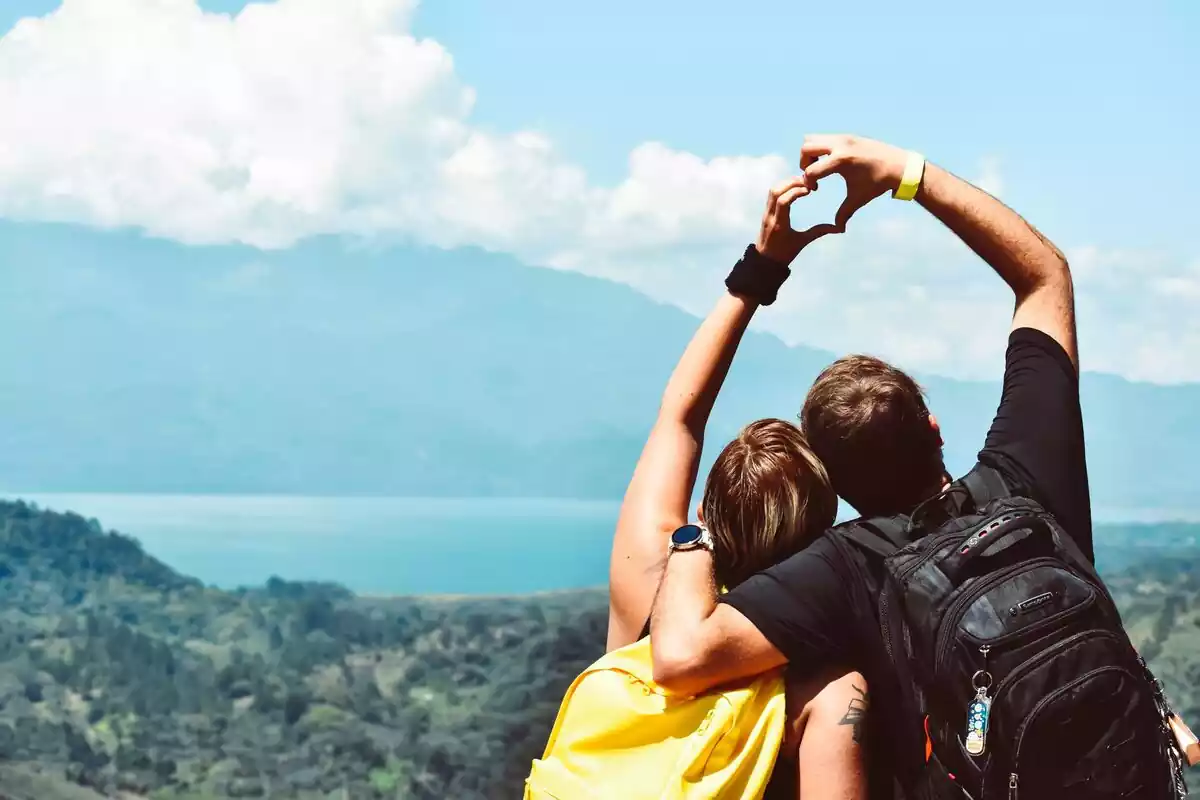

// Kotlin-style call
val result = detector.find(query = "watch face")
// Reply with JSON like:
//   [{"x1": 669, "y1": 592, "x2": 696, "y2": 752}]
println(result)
[{"x1": 670, "y1": 524, "x2": 704, "y2": 548}]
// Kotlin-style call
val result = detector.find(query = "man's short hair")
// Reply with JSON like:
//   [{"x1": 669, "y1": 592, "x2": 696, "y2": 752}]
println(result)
[{"x1": 800, "y1": 355, "x2": 945, "y2": 516}]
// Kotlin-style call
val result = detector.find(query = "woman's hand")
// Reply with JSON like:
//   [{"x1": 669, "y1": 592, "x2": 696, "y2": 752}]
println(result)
[{"x1": 755, "y1": 175, "x2": 842, "y2": 265}]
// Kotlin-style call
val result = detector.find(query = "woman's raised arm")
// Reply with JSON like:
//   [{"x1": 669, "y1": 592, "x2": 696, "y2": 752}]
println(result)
[{"x1": 605, "y1": 174, "x2": 833, "y2": 651}]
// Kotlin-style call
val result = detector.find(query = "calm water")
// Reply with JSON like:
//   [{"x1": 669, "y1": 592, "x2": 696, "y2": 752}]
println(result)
[
  {"x1": 2, "y1": 493, "x2": 1195, "y2": 596},
  {"x1": 1, "y1": 493, "x2": 621, "y2": 596}
]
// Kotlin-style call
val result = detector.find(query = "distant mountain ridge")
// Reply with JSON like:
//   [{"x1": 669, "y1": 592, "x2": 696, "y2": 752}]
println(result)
[{"x1": 0, "y1": 220, "x2": 1196, "y2": 509}]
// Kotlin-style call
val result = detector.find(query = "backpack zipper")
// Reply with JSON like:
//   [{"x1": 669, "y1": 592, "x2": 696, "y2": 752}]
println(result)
[
  {"x1": 972, "y1": 587, "x2": 1099, "y2": 651},
  {"x1": 1010, "y1": 666, "x2": 1134, "y2": 798},
  {"x1": 893, "y1": 531, "x2": 969, "y2": 584},
  {"x1": 1009, "y1": 772, "x2": 1018, "y2": 799},
  {"x1": 879, "y1": 583, "x2": 892, "y2": 661},
  {"x1": 932, "y1": 557, "x2": 1061, "y2": 678},
  {"x1": 987, "y1": 629, "x2": 1119, "y2": 711}
]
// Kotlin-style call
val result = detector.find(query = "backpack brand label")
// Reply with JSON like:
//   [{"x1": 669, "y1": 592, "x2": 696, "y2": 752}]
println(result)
[{"x1": 1011, "y1": 591, "x2": 1054, "y2": 616}]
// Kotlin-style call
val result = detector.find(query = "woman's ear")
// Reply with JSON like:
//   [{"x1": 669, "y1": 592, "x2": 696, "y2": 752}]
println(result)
[{"x1": 696, "y1": 503, "x2": 705, "y2": 524}]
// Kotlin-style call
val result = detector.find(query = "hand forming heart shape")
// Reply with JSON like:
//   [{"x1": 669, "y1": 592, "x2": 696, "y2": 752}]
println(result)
[
  {"x1": 754, "y1": 174, "x2": 845, "y2": 266},
  {"x1": 756, "y1": 135, "x2": 912, "y2": 266}
]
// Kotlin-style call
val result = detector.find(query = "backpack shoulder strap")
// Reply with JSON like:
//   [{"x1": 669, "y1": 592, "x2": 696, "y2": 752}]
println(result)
[
  {"x1": 862, "y1": 515, "x2": 910, "y2": 547},
  {"x1": 838, "y1": 515, "x2": 908, "y2": 560},
  {"x1": 840, "y1": 525, "x2": 897, "y2": 560},
  {"x1": 960, "y1": 462, "x2": 1011, "y2": 509}
]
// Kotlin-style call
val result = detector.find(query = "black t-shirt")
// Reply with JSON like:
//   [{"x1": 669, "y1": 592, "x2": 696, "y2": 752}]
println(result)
[{"x1": 724, "y1": 328, "x2": 1091, "y2": 799}]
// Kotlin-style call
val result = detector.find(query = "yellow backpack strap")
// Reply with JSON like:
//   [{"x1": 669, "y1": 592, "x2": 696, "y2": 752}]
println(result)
[{"x1": 590, "y1": 637, "x2": 654, "y2": 681}]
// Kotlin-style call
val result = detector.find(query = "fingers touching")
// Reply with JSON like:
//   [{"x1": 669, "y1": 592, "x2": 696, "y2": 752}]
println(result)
[
  {"x1": 777, "y1": 183, "x2": 810, "y2": 208},
  {"x1": 768, "y1": 176, "x2": 811, "y2": 210},
  {"x1": 800, "y1": 134, "x2": 852, "y2": 184},
  {"x1": 799, "y1": 135, "x2": 839, "y2": 170}
]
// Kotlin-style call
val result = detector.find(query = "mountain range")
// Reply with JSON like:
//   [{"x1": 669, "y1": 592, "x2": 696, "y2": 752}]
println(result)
[{"x1": 0, "y1": 220, "x2": 1195, "y2": 510}]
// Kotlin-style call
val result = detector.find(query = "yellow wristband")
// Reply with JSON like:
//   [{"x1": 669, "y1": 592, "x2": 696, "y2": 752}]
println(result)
[{"x1": 893, "y1": 151, "x2": 925, "y2": 201}]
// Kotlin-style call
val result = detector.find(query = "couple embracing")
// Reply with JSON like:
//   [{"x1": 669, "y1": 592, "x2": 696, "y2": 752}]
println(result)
[{"x1": 529, "y1": 134, "x2": 1190, "y2": 800}]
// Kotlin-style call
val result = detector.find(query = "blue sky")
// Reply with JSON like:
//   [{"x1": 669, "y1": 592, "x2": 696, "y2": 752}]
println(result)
[
  {"x1": 0, "y1": 0, "x2": 1197, "y2": 381},
  {"x1": 113, "y1": 0, "x2": 1199, "y2": 248},
  {"x1": 413, "y1": 0, "x2": 1199, "y2": 243}
]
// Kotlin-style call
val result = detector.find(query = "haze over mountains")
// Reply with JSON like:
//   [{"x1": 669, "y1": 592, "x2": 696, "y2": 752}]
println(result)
[{"x1": 0, "y1": 220, "x2": 1195, "y2": 511}]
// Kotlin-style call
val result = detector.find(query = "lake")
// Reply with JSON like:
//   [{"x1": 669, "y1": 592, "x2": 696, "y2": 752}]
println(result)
[
  {"x1": 2, "y1": 493, "x2": 621, "y2": 596},
  {"x1": 2, "y1": 493, "x2": 1196, "y2": 596}
]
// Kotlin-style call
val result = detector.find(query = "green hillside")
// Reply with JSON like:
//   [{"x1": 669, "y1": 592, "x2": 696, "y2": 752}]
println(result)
[
  {"x1": 0, "y1": 500, "x2": 1196, "y2": 798},
  {"x1": 0, "y1": 500, "x2": 602, "y2": 798}
]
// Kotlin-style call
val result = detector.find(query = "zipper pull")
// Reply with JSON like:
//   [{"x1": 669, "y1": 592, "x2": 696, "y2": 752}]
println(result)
[{"x1": 1009, "y1": 773, "x2": 1018, "y2": 800}]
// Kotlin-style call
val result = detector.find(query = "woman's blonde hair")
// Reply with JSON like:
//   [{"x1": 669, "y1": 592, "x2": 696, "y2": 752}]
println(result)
[{"x1": 701, "y1": 419, "x2": 837, "y2": 589}]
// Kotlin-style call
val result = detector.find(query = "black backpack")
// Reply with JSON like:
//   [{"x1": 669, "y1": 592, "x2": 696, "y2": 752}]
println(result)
[{"x1": 836, "y1": 465, "x2": 1189, "y2": 800}]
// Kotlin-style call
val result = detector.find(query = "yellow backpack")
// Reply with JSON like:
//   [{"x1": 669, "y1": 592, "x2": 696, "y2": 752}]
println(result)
[{"x1": 525, "y1": 636, "x2": 787, "y2": 799}]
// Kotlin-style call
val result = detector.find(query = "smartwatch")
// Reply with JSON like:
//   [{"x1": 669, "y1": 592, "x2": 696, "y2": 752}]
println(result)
[{"x1": 668, "y1": 524, "x2": 714, "y2": 554}]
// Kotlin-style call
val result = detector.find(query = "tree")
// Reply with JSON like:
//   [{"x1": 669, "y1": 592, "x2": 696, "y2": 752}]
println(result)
[{"x1": 284, "y1": 691, "x2": 310, "y2": 726}]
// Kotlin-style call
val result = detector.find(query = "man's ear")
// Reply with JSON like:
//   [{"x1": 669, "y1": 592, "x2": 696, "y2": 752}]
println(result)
[{"x1": 928, "y1": 413, "x2": 943, "y2": 446}]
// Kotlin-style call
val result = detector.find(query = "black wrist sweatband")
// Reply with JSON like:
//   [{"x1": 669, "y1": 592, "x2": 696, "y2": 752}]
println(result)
[{"x1": 725, "y1": 245, "x2": 790, "y2": 306}]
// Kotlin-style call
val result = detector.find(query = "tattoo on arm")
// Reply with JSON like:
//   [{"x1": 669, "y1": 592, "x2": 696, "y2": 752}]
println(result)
[{"x1": 838, "y1": 684, "x2": 869, "y2": 744}]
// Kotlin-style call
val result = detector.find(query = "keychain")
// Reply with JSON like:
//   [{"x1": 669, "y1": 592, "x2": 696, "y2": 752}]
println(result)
[{"x1": 965, "y1": 669, "x2": 993, "y2": 757}]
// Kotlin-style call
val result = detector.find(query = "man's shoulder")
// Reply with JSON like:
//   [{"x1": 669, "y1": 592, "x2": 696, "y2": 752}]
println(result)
[
  {"x1": 1008, "y1": 325, "x2": 1077, "y2": 378},
  {"x1": 759, "y1": 529, "x2": 847, "y2": 575},
  {"x1": 812, "y1": 524, "x2": 857, "y2": 556},
  {"x1": 822, "y1": 514, "x2": 914, "y2": 547},
  {"x1": 731, "y1": 528, "x2": 855, "y2": 594},
  {"x1": 967, "y1": 455, "x2": 1034, "y2": 505}
]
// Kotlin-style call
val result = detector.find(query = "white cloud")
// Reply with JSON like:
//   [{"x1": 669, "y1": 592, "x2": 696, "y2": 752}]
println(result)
[
  {"x1": 0, "y1": 0, "x2": 776, "y2": 259},
  {"x1": 765, "y1": 207, "x2": 1017, "y2": 379},
  {"x1": 1070, "y1": 249, "x2": 1200, "y2": 383},
  {"x1": 0, "y1": 0, "x2": 1194, "y2": 383}
]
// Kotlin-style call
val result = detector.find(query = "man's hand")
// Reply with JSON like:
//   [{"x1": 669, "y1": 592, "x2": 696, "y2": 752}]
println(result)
[
  {"x1": 756, "y1": 175, "x2": 841, "y2": 265},
  {"x1": 800, "y1": 134, "x2": 910, "y2": 231}
]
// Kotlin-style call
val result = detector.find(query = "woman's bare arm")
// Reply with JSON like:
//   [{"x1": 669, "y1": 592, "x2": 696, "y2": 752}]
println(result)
[
  {"x1": 605, "y1": 174, "x2": 834, "y2": 652},
  {"x1": 605, "y1": 292, "x2": 759, "y2": 651}
]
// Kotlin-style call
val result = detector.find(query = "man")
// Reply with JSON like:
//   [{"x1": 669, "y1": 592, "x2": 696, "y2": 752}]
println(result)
[{"x1": 649, "y1": 133, "x2": 1090, "y2": 797}]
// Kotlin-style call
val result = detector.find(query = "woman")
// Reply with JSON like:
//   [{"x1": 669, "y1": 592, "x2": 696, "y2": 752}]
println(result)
[{"x1": 606, "y1": 174, "x2": 867, "y2": 799}]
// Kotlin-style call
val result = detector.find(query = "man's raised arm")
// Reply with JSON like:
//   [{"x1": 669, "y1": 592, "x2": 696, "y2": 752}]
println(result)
[
  {"x1": 915, "y1": 162, "x2": 1076, "y2": 369},
  {"x1": 802, "y1": 135, "x2": 1077, "y2": 370}
]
